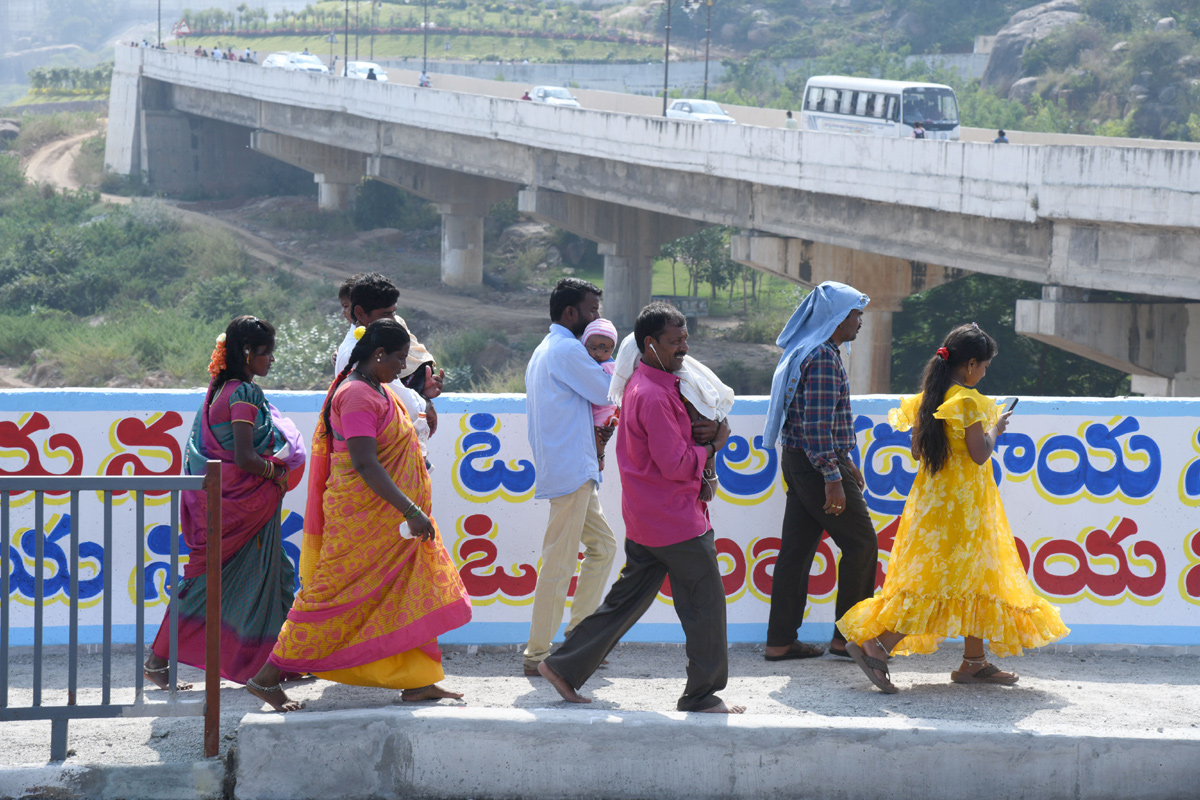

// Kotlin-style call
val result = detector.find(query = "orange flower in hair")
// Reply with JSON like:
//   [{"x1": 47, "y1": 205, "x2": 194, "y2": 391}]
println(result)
[{"x1": 208, "y1": 333, "x2": 228, "y2": 379}]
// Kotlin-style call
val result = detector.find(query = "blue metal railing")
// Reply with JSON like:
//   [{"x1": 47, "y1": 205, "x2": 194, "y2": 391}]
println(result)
[{"x1": 1, "y1": 462, "x2": 222, "y2": 759}]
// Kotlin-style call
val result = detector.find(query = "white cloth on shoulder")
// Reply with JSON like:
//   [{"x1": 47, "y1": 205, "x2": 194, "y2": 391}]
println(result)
[{"x1": 608, "y1": 333, "x2": 735, "y2": 420}]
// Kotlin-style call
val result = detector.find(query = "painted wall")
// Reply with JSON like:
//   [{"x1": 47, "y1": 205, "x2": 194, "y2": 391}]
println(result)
[{"x1": 4, "y1": 389, "x2": 1199, "y2": 649}]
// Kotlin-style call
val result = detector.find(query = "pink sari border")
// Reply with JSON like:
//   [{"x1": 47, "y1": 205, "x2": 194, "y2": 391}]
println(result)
[{"x1": 267, "y1": 600, "x2": 470, "y2": 673}]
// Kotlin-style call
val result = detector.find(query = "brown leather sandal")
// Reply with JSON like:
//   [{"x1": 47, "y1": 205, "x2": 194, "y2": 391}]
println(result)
[
  {"x1": 951, "y1": 663, "x2": 1019, "y2": 685},
  {"x1": 847, "y1": 641, "x2": 898, "y2": 694}
]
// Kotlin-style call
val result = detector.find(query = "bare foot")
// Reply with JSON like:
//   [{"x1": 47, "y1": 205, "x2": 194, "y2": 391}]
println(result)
[
  {"x1": 537, "y1": 661, "x2": 590, "y2": 704},
  {"x1": 246, "y1": 681, "x2": 306, "y2": 712},
  {"x1": 143, "y1": 656, "x2": 193, "y2": 691},
  {"x1": 697, "y1": 701, "x2": 746, "y2": 714},
  {"x1": 401, "y1": 684, "x2": 464, "y2": 702}
]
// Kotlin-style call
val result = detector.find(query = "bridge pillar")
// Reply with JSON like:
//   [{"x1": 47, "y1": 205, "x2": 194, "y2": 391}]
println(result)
[
  {"x1": 519, "y1": 188, "x2": 702, "y2": 331},
  {"x1": 1015, "y1": 287, "x2": 1200, "y2": 397},
  {"x1": 366, "y1": 156, "x2": 520, "y2": 287},
  {"x1": 316, "y1": 176, "x2": 358, "y2": 212},
  {"x1": 597, "y1": 247, "x2": 656, "y2": 334},
  {"x1": 731, "y1": 233, "x2": 963, "y2": 393},
  {"x1": 439, "y1": 207, "x2": 486, "y2": 287}
]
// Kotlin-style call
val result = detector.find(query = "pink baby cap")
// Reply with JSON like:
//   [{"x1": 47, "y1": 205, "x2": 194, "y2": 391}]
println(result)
[{"x1": 582, "y1": 318, "x2": 618, "y2": 346}]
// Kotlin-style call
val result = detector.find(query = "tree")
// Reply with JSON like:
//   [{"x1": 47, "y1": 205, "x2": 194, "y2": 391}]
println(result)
[{"x1": 891, "y1": 274, "x2": 1129, "y2": 397}]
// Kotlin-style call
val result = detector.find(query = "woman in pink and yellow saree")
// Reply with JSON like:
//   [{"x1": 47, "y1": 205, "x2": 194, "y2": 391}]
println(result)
[{"x1": 247, "y1": 319, "x2": 471, "y2": 711}]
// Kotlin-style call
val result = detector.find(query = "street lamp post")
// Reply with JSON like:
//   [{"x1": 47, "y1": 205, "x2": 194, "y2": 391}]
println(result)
[
  {"x1": 355, "y1": 0, "x2": 360, "y2": 61},
  {"x1": 702, "y1": 0, "x2": 713, "y2": 100},
  {"x1": 370, "y1": 1, "x2": 376, "y2": 60},
  {"x1": 326, "y1": 31, "x2": 338, "y2": 69},
  {"x1": 422, "y1": 0, "x2": 429, "y2": 73},
  {"x1": 157, "y1": 0, "x2": 162, "y2": 46},
  {"x1": 661, "y1": 0, "x2": 673, "y2": 116},
  {"x1": 343, "y1": 0, "x2": 349, "y2": 75}
]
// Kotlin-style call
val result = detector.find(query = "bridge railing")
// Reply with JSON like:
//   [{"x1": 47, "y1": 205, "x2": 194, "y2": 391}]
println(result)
[{"x1": 0, "y1": 463, "x2": 223, "y2": 760}]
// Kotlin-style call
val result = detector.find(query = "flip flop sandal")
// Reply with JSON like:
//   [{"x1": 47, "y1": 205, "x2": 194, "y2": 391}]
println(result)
[
  {"x1": 846, "y1": 642, "x2": 898, "y2": 694},
  {"x1": 827, "y1": 643, "x2": 854, "y2": 660},
  {"x1": 951, "y1": 664, "x2": 1019, "y2": 685},
  {"x1": 764, "y1": 641, "x2": 826, "y2": 661}
]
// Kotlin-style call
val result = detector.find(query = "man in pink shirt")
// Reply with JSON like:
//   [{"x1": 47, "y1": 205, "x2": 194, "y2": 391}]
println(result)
[{"x1": 539, "y1": 303, "x2": 746, "y2": 714}]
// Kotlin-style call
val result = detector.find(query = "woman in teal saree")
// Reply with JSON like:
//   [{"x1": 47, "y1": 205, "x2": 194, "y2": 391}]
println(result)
[{"x1": 144, "y1": 316, "x2": 306, "y2": 688}]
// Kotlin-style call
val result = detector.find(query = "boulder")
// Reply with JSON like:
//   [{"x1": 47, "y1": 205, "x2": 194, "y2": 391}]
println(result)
[
  {"x1": 1178, "y1": 54, "x2": 1200, "y2": 75},
  {"x1": 355, "y1": 227, "x2": 405, "y2": 247},
  {"x1": 982, "y1": 0, "x2": 1084, "y2": 95},
  {"x1": 1155, "y1": 17, "x2": 1177, "y2": 31},
  {"x1": 0, "y1": 118, "x2": 18, "y2": 142},
  {"x1": 497, "y1": 221, "x2": 553, "y2": 254},
  {"x1": 1111, "y1": 41, "x2": 1129, "y2": 52},
  {"x1": 1009, "y1": 76, "x2": 1041, "y2": 103},
  {"x1": 26, "y1": 351, "x2": 64, "y2": 388}
]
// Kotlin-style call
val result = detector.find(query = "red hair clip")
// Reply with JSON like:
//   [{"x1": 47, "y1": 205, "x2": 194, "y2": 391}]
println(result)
[{"x1": 936, "y1": 347, "x2": 950, "y2": 361}]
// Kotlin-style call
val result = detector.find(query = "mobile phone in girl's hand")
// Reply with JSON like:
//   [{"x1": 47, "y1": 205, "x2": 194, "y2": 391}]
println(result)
[{"x1": 1003, "y1": 397, "x2": 1019, "y2": 414}]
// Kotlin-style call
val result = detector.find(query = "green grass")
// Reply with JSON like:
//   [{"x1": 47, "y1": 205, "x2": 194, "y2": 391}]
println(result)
[
  {"x1": 5, "y1": 110, "x2": 100, "y2": 156},
  {"x1": 559, "y1": 256, "x2": 801, "y2": 320},
  {"x1": 11, "y1": 91, "x2": 109, "y2": 106},
  {"x1": 191, "y1": 33, "x2": 657, "y2": 63}
]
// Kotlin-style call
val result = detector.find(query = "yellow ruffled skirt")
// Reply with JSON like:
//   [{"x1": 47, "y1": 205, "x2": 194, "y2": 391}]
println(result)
[{"x1": 837, "y1": 447, "x2": 1069, "y2": 658}]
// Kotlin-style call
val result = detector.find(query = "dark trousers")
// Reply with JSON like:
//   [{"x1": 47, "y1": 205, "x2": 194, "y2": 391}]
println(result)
[
  {"x1": 766, "y1": 447, "x2": 878, "y2": 648},
  {"x1": 544, "y1": 530, "x2": 728, "y2": 712}
]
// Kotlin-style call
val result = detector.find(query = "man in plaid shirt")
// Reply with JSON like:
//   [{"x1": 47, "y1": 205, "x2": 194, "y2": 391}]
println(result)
[{"x1": 762, "y1": 282, "x2": 877, "y2": 661}]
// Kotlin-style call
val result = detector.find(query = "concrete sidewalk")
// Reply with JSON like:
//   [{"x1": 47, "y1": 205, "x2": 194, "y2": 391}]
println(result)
[{"x1": 3, "y1": 643, "x2": 1199, "y2": 799}]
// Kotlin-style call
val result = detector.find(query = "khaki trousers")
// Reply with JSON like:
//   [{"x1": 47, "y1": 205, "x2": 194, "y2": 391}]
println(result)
[{"x1": 523, "y1": 481, "x2": 617, "y2": 668}]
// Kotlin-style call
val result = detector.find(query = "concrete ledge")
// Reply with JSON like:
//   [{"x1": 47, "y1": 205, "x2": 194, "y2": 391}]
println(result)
[
  {"x1": 235, "y1": 706, "x2": 1200, "y2": 800},
  {"x1": 0, "y1": 761, "x2": 225, "y2": 800}
]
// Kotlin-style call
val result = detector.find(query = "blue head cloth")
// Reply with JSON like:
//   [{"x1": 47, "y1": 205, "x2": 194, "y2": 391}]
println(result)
[{"x1": 762, "y1": 281, "x2": 870, "y2": 449}]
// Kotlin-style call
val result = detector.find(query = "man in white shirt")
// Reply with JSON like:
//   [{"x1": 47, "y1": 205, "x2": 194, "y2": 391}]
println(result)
[
  {"x1": 521, "y1": 278, "x2": 617, "y2": 676},
  {"x1": 335, "y1": 273, "x2": 443, "y2": 455}
]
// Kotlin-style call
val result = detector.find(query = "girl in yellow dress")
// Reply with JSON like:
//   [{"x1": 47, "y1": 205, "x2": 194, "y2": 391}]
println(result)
[{"x1": 837, "y1": 323, "x2": 1068, "y2": 693}]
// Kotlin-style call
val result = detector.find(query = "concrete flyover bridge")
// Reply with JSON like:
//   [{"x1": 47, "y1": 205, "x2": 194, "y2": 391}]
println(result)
[{"x1": 105, "y1": 47, "x2": 1200, "y2": 394}]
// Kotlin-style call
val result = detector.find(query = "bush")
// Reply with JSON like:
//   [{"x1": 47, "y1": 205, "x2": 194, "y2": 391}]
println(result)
[{"x1": 261, "y1": 314, "x2": 346, "y2": 390}]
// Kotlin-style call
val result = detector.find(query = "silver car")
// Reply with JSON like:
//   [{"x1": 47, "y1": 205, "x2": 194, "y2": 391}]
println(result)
[
  {"x1": 262, "y1": 51, "x2": 329, "y2": 74},
  {"x1": 530, "y1": 86, "x2": 581, "y2": 107},
  {"x1": 346, "y1": 61, "x2": 389, "y2": 82},
  {"x1": 666, "y1": 99, "x2": 736, "y2": 124}
]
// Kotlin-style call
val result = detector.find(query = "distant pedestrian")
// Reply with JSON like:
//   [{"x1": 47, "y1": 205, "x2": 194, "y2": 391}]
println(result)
[
  {"x1": 911, "y1": 120, "x2": 926, "y2": 139},
  {"x1": 993, "y1": 129, "x2": 1009, "y2": 144},
  {"x1": 784, "y1": 110, "x2": 799, "y2": 130},
  {"x1": 366, "y1": 67, "x2": 378, "y2": 80},
  {"x1": 418, "y1": 70, "x2": 431, "y2": 87},
  {"x1": 520, "y1": 90, "x2": 532, "y2": 100},
  {"x1": 837, "y1": 323, "x2": 1069, "y2": 694}
]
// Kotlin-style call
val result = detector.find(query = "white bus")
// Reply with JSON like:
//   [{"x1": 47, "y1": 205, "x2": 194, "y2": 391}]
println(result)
[{"x1": 800, "y1": 76, "x2": 961, "y2": 141}]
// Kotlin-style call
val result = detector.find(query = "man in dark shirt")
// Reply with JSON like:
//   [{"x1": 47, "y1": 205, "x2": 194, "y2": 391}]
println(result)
[{"x1": 761, "y1": 282, "x2": 876, "y2": 661}]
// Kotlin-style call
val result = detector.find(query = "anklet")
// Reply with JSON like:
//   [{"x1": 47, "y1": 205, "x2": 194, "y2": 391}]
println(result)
[
  {"x1": 874, "y1": 638, "x2": 892, "y2": 658},
  {"x1": 963, "y1": 655, "x2": 987, "y2": 664},
  {"x1": 247, "y1": 677, "x2": 283, "y2": 693},
  {"x1": 144, "y1": 664, "x2": 170, "y2": 673}
]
